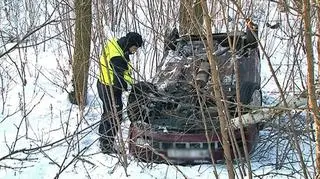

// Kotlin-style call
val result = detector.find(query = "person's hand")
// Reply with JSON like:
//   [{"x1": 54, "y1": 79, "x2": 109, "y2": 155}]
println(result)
[{"x1": 127, "y1": 84, "x2": 132, "y2": 91}]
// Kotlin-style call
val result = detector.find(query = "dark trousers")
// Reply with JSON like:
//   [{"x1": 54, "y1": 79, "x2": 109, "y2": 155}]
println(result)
[{"x1": 97, "y1": 80, "x2": 123, "y2": 150}]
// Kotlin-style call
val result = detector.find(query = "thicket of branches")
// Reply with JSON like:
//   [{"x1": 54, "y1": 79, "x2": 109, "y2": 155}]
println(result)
[{"x1": 0, "y1": 0, "x2": 319, "y2": 178}]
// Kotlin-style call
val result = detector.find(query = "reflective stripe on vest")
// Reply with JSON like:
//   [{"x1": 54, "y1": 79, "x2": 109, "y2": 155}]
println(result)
[{"x1": 99, "y1": 38, "x2": 133, "y2": 85}]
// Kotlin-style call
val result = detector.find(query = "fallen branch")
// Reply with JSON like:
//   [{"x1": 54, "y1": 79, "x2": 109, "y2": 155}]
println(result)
[{"x1": 231, "y1": 96, "x2": 308, "y2": 128}]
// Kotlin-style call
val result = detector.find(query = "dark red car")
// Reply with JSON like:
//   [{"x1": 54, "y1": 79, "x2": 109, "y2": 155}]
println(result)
[{"x1": 127, "y1": 26, "x2": 261, "y2": 164}]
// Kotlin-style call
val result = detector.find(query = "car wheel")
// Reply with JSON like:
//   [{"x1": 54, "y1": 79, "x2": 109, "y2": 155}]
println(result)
[{"x1": 240, "y1": 82, "x2": 261, "y2": 106}]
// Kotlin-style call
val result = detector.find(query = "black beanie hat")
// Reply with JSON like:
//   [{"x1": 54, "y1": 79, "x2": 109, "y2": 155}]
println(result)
[{"x1": 126, "y1": 32, "x2": 143, "y2": 47}]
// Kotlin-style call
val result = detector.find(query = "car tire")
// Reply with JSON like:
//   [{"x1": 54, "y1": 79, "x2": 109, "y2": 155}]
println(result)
[{"x1": 240, "y1": 81, "x2": 261, "y2": 106}]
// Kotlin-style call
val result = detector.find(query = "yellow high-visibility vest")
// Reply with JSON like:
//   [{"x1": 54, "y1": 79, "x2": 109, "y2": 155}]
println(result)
[{"x1": 99, "y1": 38, "x2": 133, "y2": 85}]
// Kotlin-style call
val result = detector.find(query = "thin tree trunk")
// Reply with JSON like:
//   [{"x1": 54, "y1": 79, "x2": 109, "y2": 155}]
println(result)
[
  {"x1": 302, "y1": 0, "x2": 320, "y2": 177},
  {"x1": 317, "y1": 0, "x2": 320, "y2": 176},
  {"x1": 200, "y1": 0, "x2": 235, "y2": 178},
  {"x1": 317, "y1": 0, "x2": 320, "y2": 81}
]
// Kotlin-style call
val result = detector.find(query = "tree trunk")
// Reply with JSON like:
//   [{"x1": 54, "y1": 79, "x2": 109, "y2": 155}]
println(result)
[
  {"x1": 200, "y1": 0, "x2": 235, "y2": 178},
  {"x1": 179, "y1": 0, "x2": 203, "y2": 35},
  {"x1": 302, "y1": 0, "x2": 320, "y2": 177},
  {"x1": 70, "y1": 0, "x2": 92, "y2": 107},
  {"x1": 315, "y1": 0, "x2": 320, "y2": 176},
  {"x1": 317, "y1": 0, "x2": 320, "y2": 82}
]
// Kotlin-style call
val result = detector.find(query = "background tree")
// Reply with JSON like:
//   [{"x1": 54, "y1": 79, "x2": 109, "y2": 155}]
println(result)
[
  {"x1": 179, "y1": 0, "x2": 203, "y2": 35},
  {"x1": 69, "y1": 0, "x2": 92, "y2": 107}
]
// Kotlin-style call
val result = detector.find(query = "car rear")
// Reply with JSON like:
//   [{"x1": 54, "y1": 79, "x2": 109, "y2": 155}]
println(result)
[{"x1": 129, "y1": 122, "x2": 259, "y2": 164}]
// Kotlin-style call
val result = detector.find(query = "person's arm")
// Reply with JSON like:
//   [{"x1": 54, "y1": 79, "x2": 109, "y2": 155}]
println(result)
[{"x1": 110, "y1": 56, "x2": 128, "y2": 93}]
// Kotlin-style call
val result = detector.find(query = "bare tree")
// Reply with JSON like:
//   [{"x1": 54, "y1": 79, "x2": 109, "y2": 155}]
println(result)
[
  {"x1": 302, "y1": 0, "x2": 320, "y2": 177},
  {"x1": 179, "y1": 0, "x2": 203, "y2": 35},
  {"x1": 318, "y1": 0, "x2": 320, "y2": 82},
  {"x1": 200, "y1": 1, "x2": 235, "y2": 178},
  {"x1": 69, "y1": 0, "x2": 92, "y2": 107}
]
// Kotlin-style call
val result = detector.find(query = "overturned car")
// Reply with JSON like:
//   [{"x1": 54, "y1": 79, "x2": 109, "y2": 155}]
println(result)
[{"x1": 127, "y1": 26, "x2": 261, "y2": 164}]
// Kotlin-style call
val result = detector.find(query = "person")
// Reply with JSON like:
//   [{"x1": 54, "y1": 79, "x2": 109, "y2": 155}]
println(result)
[{"x1": 97, "y1": 32, "x2": 143, "y2": 153}]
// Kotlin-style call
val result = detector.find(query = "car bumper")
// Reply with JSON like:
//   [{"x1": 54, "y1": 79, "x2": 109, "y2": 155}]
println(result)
[{"x1": 129, "y1": 123, "x2": 259, "y2": 164}]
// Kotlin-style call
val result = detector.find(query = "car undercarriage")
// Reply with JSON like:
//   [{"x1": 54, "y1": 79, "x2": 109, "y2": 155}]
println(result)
[{"x1": 127, "y1": 26, "x2": 262, "y2": 164}]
